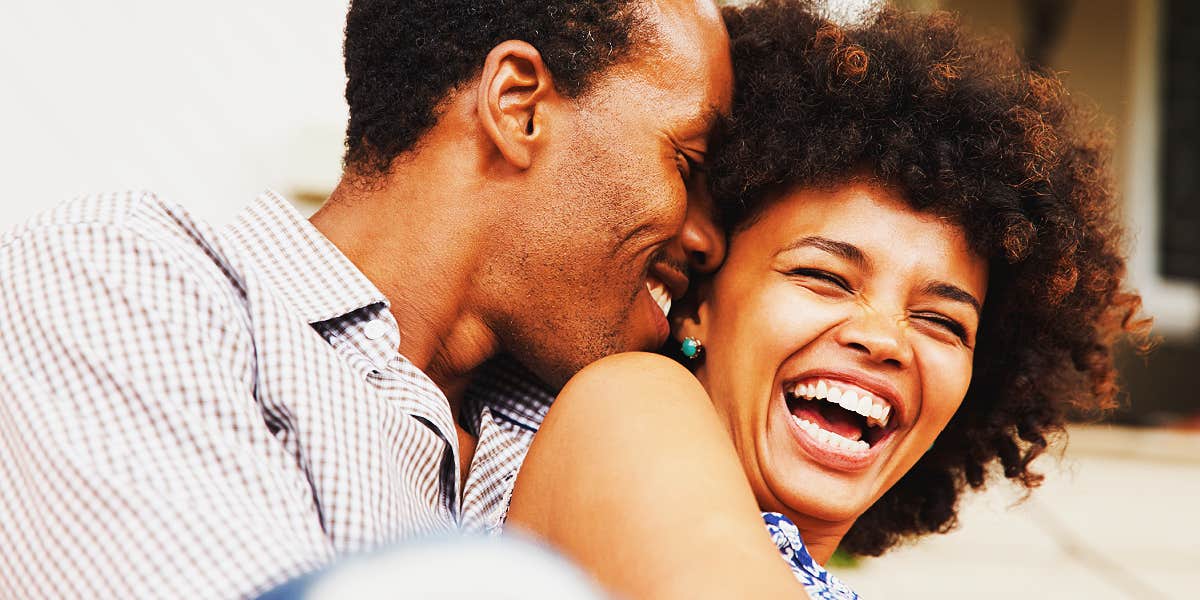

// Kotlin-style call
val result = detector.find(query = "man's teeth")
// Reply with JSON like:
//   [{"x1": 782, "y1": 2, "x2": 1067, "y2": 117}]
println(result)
[
  {"x1": 792, "y1": 417, "x2": 870, "y2": 453},
  {"x1": 645, "y1": 279, "x2": 672, "y2": 317},
  {"x1": 789, "y1": 379, "x2": 891, "y2": 428}
]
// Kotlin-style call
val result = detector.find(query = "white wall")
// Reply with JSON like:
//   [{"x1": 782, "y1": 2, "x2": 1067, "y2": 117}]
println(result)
[{"x1": 0, "y1": 1, "x2": 351, "y2": 228}]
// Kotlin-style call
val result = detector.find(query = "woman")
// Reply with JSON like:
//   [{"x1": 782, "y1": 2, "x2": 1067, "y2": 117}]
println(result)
[{"x1": 506, "y1": 2, "x2": 1147, "y2": 598}]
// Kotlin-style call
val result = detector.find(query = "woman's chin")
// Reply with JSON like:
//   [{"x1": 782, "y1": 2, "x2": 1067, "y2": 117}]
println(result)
[
  {"x1": 782, "y1": 478, "x2": 873, "y2": 524},
  {"x1": 756, "y1": 407, "x2": 893, "y2": 525},
  {"x1": 758, "y1": 452, "x2": 880, "y2": 526}
]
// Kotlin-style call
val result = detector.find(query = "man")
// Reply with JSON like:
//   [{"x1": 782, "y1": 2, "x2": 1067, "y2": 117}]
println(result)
[{"x1": 0, "y1": 0, "x2": 732, "y2": 597}]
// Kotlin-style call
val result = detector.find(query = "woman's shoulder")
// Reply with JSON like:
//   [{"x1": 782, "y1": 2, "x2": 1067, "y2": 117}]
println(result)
[
  {"x1": 534, "y1": 351, "x2": 724, "y2": 461},
  {"x1": 553, "y1": 351, "x2": 711, "y2": 416},
  {"x1": 565, "y1": 350, "x2": 697, "y2": 386},
  {"x1": 510, "y1": 352, "x2": 733, "y2": 522},
  {"x1": 529, "y1": 351, "x2": 721, "y2": 469},
  {"x1": 507, "y1": 352, "x2": 806, "y2": 598}
]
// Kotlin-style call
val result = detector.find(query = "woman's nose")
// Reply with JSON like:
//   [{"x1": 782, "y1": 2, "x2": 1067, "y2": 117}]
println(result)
[{"x1": 834, "y1": 308, "x2": 914, "y2": 368}]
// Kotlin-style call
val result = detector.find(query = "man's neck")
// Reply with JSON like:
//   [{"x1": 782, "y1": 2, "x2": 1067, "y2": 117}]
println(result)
[{"x1": 311, "y1": 167, "x2": 501, "y2": 395}]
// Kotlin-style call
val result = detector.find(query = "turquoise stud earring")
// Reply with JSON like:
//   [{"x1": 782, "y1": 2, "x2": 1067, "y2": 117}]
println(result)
[{"x1": 681, "y1": 337, "x2": 704, "y2": 360}]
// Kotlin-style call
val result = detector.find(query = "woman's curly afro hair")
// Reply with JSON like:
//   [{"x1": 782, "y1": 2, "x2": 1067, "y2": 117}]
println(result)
[{"x1": 712, "y1": 0, "x2": 1150, "y2": 556}]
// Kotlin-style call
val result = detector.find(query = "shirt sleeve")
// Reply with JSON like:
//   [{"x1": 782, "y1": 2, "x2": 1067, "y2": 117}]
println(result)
[{"x1": 0, "y1": 215, "x2": 334, "y2": 599}]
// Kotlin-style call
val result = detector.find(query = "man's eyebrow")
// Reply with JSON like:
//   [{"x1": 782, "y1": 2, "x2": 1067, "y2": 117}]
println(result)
[
  {"x1": 920, "y1": 281, "x2": 983, "y2": 315},
  {"x1": 778, "y1": 236, "x2": 868, "y2": 268}
]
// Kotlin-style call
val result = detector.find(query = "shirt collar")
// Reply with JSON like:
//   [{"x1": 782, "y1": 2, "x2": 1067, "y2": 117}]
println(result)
[
  {"x1": 462, "y1": 354, "x2": 556, "y2": 435},
  {"x1": 223, "y1": 190, "x2": 388, "y2": 324}
]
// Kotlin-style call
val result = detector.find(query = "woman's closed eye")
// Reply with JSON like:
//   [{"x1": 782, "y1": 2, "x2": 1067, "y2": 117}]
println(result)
[
  {"x1": 911, "y1": 312, "x2": 971, "y2": 345},
  {"x1": 787, "y1": 268, "x2": 853, "y2": 294}
]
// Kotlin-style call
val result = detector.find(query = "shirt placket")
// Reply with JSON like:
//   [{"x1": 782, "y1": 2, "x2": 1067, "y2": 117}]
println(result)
[
  {"x1": 319, "y1": 309, "x2": 463, "y2": 525},
  {"x1": 355, "y1": 313, "x2": 463, "y2": 522}
]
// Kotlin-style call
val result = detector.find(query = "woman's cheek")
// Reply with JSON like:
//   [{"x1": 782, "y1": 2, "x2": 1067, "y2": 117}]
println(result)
[
  {"x1": 916, "y1": 341, "x2": 974, "y2": 426},
  {"x1": 750, "y1": 286, "x2": 846, "y2": 352}
]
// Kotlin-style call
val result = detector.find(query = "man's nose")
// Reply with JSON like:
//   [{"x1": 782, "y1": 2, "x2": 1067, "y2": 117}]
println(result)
[
  {"x1": 677, "y1": 188, "x2": 726, "y2": 274},
  {"x1": 834, "y1": 307, "x2": 914, "y2": 368}
]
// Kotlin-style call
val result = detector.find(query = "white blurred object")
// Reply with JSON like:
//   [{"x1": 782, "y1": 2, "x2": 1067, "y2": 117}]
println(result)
[
  {"x1": 722, "y1": 0, "x2": 883, "y2": 26},
  {"x1": 818, "y1": 0, "x2": 883, "y2": 25},
  {"x1": 299, "y1": 535, "x2": 607, "y2": 600}
]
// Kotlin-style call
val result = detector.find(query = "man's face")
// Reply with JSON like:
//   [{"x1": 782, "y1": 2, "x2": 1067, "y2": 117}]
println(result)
[{"x1": 499, "y1": 0, "x2": 734, "y2": 388}]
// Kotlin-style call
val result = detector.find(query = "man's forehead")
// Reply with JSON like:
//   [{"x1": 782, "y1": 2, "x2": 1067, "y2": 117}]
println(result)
[
  {"x1": 574, "y1": 0, "x2": 731, "y2": 138},
  {"x1": 645, "y1": 0, "x2": 728, "y2": 57},
  {"x1": 634, "y1": 0, "x2": 733, "y2": 113},
  {"x1": 652, "y1": 0, "x2": 723, "y2": 26}
]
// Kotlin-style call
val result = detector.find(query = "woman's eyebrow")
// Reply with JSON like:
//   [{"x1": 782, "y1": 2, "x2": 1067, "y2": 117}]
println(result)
[
  {"x1": 779, "y1": 236, "x2": 868, "y2": 268},
  {"x1": 920, "y1": 281, "x2": 982, "y2": 315}
]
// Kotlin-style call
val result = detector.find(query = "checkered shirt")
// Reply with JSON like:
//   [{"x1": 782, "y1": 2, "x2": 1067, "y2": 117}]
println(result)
[
  {"x1": 0, "y1": 190, "x2": 550, "y2": 599},
  {"x1": 460, "y1": 355, "x2": 556, "y2": 533}
]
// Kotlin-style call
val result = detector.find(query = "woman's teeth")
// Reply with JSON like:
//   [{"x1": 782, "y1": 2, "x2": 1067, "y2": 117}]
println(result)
[
  {"x1": 787, "y1": 379, "x2": 892, "y2": 428},
  {"x1": 646, "y1": 278, "x2": 672, "y2": 317},
  {"x1": 792, "y1": 417, "x2": 870, "y2": 453}
]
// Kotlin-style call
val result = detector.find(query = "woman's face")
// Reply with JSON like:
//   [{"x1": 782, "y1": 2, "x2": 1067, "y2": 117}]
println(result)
[{"x1": 685, "y1": 181, "x2": 987, "y2": 528}]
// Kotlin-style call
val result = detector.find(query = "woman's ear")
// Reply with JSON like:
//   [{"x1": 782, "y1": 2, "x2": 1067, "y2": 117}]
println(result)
[{"x1": 476, "y1": 40, "x2": 557, "y2": 170}]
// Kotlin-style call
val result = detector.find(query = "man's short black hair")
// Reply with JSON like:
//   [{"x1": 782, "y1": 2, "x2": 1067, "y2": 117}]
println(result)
[{"x1": 343, "y1": 0, "x2": 652, "y2": 175}]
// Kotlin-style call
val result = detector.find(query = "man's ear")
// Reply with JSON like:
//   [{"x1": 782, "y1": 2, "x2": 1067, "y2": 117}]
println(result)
[{"x1": 477, "y1": 40, "x2": 556, "y2": 170}]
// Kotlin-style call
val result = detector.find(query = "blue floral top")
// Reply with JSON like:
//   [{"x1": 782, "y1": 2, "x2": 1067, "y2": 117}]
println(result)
[{"x1": 763, "y1": 512, "x2": 861, "y2": 599}]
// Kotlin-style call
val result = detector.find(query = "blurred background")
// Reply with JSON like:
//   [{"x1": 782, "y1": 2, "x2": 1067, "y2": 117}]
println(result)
[{"x1": 0, "y1": 0, "x2": 1195, "y2": 598}]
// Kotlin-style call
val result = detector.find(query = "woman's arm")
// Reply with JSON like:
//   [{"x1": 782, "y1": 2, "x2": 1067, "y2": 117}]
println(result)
[{"x1": 506, "y1": 352, "x2": 805, "y2": 599}]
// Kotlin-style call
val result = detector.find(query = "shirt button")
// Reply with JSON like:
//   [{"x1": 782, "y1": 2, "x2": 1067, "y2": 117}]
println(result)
[{"x1": 363, "y1": 320, "x2": 389, "y2": 341}]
